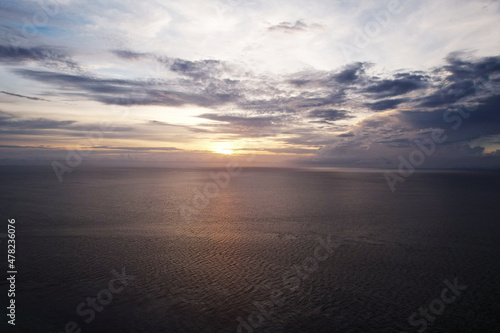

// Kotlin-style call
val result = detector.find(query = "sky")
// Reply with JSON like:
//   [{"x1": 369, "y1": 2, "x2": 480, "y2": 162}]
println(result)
[{"x1": 1, "y1": 0, "x2": 500, "y2": 168}]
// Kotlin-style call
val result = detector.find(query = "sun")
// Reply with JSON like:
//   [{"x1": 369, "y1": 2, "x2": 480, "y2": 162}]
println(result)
[
  {"x1": 212, "y1": 143, "x2": 235, "y2": 155},
  {"x1": 215, "y1": 148, "x2": 234, "y2": 155}
]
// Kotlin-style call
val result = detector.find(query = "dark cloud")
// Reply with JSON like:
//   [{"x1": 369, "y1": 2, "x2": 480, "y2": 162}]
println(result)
[
  {"x1": 240, "y1": 147, "x2": 318, "y2": 154},
  {"x1": 96, "y1": 91, "x2": 212, "y2": 107},
  {"x1": 375, "y1": 137, "x2": 412, "y2": 147},
  {"x1": 333, "y1": 62, "x2": 367, "y2": 84},
  {"x1": 419, "y1": 80, "x2": 476, "y2": 108},
  {"x1": 0, "y1": 44, "x2": 79, "y2": 70},
  {"x1": 287, "y1": 71, "x2": 331, "y2": 88},
  {"x1": 0, "y1": 145, "x2": 55, "y2": 149},
  {"x1": 111, "y1": 50, "x2": 148, "y2": 60},
  {"x1": 0, "y1": 90, "x2": 49, "y2": 101},
  {"x1": 170, "y1": 59, "x2": 223, "y2": 80},
  {"x1": 197, "y1": 113, "x2": 278, "y2": 127},
  {"x1": 307, "y1": 109, "x2": 353, "y2": 122},
  {"x1": 0, "y1": 44, "x2": 58, "y2": 62},
  {"x1": 443, "y1": 52, "x2": 500, "y2": 82},
  {"x1": 288, "y1": 78, "x2": 312, "y2": 87},
  {"x1": 232, "y1": 87, "x2": 346, "y2": 114},
  {"x1": 400, "y1": 94, "x2": 500, "y2": 143},
  {"x1": 13, "y1": 69, "x2": 228, "y2": 107},
  {"x1": 306, "y1": 58, "x2": 500, "y2": 169},
  {"x1": 0, "y1": 117, "x2": 75, "y2": 129},
  {"x1": 0, "y1": 112, "x2": 133, "y2": 138},
  {"x1": 293, "y1": 91, "x2": 346, "y2": 109},
  {"x1": 147, "y1": 120, "x2": 212, "y2": 133},
  {"x1": 287, "y1": 62, "x2": 367, "y2": 88},
  {"x1": 419, "y1": 54, "x2": 500, "y2": 108},
  {"x1": 268, "y1": 20, "x2": 322, "y2": 33},
  {"x1": 14, "y1": 69, "x2": 132, "y2": 88},
  {"x1": 363, "y1": 74, "x2": 428, "y2": 97},
  {"x1": 0, "y1": 110, "x2": 14, "y2": 120},
  {"x1": 277, "y1": 128, "x2": 342, "y2": 146},
  {"x1": 365, "y1": 98, "x2": 405, "y2": 111},
  {"x1": 92, "y1": 146, "x2": 180, "y2": 151}
]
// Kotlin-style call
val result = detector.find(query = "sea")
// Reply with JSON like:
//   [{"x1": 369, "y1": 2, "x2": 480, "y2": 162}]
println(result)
[{"x1": 0, "y1": 165, "x2": 499, "y2": 332}]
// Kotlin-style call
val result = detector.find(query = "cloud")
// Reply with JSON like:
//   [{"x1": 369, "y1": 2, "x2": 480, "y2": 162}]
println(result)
[
  {"x1": 0, "y1": 145, "x2": 56, "y2": 149},
  {"x1": 365, "y1": 98, "x2": 405, "y2": 111},
  {"x1": 418, "y1": 80, "x2": 476, "y2": 108},
  {"x1": 307, "y1": 109, "x2": 353, "y2": 122},
  {"x1": 443, "y1": 51, "x2": 500, "y2": 82},
  {"x1": 307, "y1": 87, "x2": 500, "y2": 168},
  {"x1": 169, "y1": 59, "x2": 224, "y2": 81},
  {"x1": 375, "y1": 137, "x2": 412, "y2": 147},
  {"x1": 147, "y1": 120, "x2": 212, "y2": 133},
  {"x1": 267, "y1": 20, "x2": 322, "y2": 33},
  {"x1": 0, "y1": 112, "x2": 133, "y2": 139},
  {"x1": 111, "y1": 50, "x2": 149, "y2": 60},
  {"x1": 400, "y1": 94, "x2": 500, "y2": 144},
  {"x1": 333, "y1": 62, "x2": 367, "y2": 84},
  {"x1": 197, "y1": 113, "x2": 278, "y2": 127},
  {"x1": 240, "y1": 147, "x2": 317, "y2": 154},
  {"x1": 0, "y1": 44, "x2": 79, "y2": 70},
  {"x1": 91, "y1": 146, "x2": 180, "y2": 151},
  {"x1": 418, "y1": 53, "x2": 500, "y2": 108},
  {"x1": 363, "y1": 74, "x2": 428, "y2": 98},
  {"x1": 286, "y1": 63, "x2": 368, "y2": 88},
  {"x1": 337, "y1": 132, "x2": 355, "y2": 137},
  {"x1": 0, "y1": 90, "x2": 49, "y2": 101},
  {"x1": 12, "y1": 69, "x2": 223, "y2": 107},
  {"x1": 3, "y1": 37, "x2": 500, "y2": 168},
  {"x1": 0, "y1": 117, "x2": 75, "y2": 130}
]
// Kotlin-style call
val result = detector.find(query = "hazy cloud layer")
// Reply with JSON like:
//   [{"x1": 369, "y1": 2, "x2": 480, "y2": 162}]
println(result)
[{"x1": 1, "y1": 0, "x2": 500, "y2": 168}]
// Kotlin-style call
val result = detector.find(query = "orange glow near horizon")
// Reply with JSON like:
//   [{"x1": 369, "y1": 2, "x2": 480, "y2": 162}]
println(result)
[{"x1": 212, "y1": 143, "x2": 235, "y2": 155}]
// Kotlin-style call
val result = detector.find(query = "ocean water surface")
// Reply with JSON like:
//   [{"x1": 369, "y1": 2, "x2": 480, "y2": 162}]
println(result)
[{"x1": 0, "y1": 166, "x2": 499, "y2": 332}]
